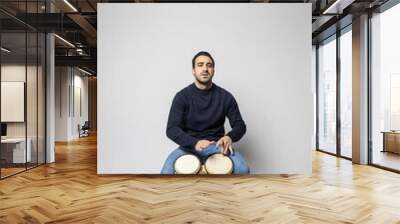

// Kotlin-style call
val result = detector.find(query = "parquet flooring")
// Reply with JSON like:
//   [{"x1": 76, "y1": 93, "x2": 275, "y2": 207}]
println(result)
[
  {"x1": 1, "y1": 134, "x2": 400, "y2": 223},
  {"x1": 1, "y1": 167, "x2": 26, "y2": 178}
]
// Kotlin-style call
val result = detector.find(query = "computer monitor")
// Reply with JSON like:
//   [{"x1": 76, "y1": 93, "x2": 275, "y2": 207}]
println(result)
[{"x1": 1, "y1": 123, "x2": 7, "y2": 137}]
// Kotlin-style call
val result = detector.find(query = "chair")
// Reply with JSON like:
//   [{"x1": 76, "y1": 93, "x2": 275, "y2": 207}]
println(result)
[{"x1": 79, "y1": 121, "x2": 90, "y2": 138}]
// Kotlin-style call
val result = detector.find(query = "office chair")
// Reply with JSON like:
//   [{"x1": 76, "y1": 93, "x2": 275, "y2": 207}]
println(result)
[{"x1": 79, "y1": 121, "x2": 90, "y2": 138}]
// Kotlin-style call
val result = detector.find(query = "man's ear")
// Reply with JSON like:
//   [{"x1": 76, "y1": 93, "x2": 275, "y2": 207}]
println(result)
[{"x1": 192, "y1": 68, "x2": 195, "y2": 75}]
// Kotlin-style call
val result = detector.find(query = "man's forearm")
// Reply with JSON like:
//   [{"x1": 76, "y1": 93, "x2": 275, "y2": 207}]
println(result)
[
  {"x1": 226, "y1": 122, "x2": 246, "y2": 142},
  {"x1": 166, "y1": 126, "x2": 199, "y2": 149}
]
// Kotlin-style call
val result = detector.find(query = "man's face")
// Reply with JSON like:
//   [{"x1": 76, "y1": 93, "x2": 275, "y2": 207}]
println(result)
[{"x1": 192, "y1": 55, "x2": 215, "y2": 85}]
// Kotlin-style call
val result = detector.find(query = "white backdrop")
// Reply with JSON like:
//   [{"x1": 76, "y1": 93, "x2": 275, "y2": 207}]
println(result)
[{"x1": 98, "y1": 3, "x2": 313, "y2": 174}]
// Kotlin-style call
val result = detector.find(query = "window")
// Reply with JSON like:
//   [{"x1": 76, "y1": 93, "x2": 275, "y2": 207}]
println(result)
[
  {"x1": 318, "y1": 36, "x2": 337, "y2": 154},
  {"x1": 371, "y1": 3, "x2": 400, "y2": 171},
  {"x1": 340, "y1": 28, "x2": 352, "y2": 158}
]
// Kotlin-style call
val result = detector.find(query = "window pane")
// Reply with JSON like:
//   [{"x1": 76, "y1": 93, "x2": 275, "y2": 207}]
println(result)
[
  {"x1": 340, "y1": 29, "x2": 352, "y2": 158},
  {"x1": 38, "y1": 32, "x2": 45, "y2": 165},
  {"x1": 318, "y1": 37, "x2": 337, "y2": 154},
  {"x1": 371, "y1": 3, "x2": 400, "y2": 171},
  {"x1": 27, "y1": 31, "x2": 38, "y2": 169},
  {"x1": 25, "y1": 0, "x2": 39, "y2": 170}
]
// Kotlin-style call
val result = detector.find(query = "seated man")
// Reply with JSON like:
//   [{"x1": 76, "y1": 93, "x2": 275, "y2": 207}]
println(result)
[{"x1": 161, "y1": 51, "x2": 249, "y2": 174}]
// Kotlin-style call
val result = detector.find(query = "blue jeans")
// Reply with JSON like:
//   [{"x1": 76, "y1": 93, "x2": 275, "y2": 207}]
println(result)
[{"x1": 161, "y1": 144, "x2": 250, "y2": 174}]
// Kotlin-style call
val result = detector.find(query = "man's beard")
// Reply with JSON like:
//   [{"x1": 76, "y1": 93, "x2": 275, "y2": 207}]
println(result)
[{"x1": 195, "y1": 74, "x2": 212, "y2": 85}]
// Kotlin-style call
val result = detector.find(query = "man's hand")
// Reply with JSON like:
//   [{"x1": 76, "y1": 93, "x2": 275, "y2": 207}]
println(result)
[
  {"x1": 195, "y1": 140, "x2": 215, "y2": 152},
  {"x1": 216, "y1": 136, "x2": 233, "y2": 155}
]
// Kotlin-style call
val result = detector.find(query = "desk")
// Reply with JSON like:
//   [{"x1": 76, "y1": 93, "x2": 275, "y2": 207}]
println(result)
[
  {"x1": 382, "y1": 131, "x2": 400, "y2": 154},
  {"x1": 1, "y1": 138, "x2": 32, "y2": 163}
]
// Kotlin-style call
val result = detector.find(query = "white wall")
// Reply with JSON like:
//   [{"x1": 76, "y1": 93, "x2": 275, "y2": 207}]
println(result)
[
  {"x1": 98, "y1": 3, "x2": 313, "y2": 174},
  {"x1": 1, "y1": 66, "x2": 26, "y2": 126},
  {"x1": 1, "y1": 64, "x2": 46, "y2": 163},
  {"x1": 1, "y1": 65, "x2": 41, "y2": 138},
  {"x1": 55, "y1": 67, "x2": 69, "y2": 141},
  {"x1": 55, "y1": 67, "x2": 89, "y2": 141},
  {"x1": 72, "y1": 72, "x2": 89, "y2": 138}
]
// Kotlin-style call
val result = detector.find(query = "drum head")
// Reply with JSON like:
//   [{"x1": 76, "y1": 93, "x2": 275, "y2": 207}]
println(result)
[
  {"x1": 205, "y1": 154, "x2": 233, "y2": 174},
  {"x1": 174, "y1": 154, "x2": 201, "y2": 174}
]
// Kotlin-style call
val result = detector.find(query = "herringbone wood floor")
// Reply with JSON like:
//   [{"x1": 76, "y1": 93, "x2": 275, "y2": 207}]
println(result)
[{"x1": 1, "y1": 134, "x2": 400, "y2": 224}]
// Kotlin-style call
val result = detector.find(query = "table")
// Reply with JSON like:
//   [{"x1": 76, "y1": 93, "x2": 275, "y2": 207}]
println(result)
[
  {"x1": 1, "y1": 138, "x2": 32, "y2": 164},
  {"x1": 381, "y1": 131, "x2": 400, "y2": 154}
]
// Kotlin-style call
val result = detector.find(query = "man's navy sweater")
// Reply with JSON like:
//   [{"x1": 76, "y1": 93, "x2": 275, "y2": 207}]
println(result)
[{"x1": 166, "y1": 83, "x2": 246, "y2": 150}]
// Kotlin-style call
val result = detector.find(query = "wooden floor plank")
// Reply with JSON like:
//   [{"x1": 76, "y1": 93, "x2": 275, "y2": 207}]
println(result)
[{"x1": 1, "y1": 134, "x2": 400, "y2": 223}]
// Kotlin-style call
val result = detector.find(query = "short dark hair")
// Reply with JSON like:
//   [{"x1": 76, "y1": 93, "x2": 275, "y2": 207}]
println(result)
[{"x1": 192, "y1": 51, "x2": 215, "y2": 69}]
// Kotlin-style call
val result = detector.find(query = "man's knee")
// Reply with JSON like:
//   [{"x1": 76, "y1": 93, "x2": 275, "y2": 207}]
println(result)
[
  {"x1": 161, "y1": 147, "x2": 190, "y2": 174},
  {"x1": 168, "y1": 147, "x2": 189, "y2": 159},
  {"x1": 233, "y1": 163, "x2": 250, "y2": 174},
  {"x1": 230, "y1": 152, "x2": 250, "y2": 174}
]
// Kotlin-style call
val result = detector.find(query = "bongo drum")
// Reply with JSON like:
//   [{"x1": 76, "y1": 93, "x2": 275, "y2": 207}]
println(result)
[
  {"x1": 198, "y1": 165, "x2": 208, "y2": 175},
  {"x1": 204, "y1": 153, "x2": 233, "y2": 174},
  {"x1": 174, "y1": 154, "x2": 201, "y2": 174}
]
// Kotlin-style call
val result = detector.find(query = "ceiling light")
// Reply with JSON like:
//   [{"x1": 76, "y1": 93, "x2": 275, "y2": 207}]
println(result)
[
  {"x1": 1, "y1": 47, "x2": 11, "y2": 53},
  {"x1": 63, "y1": 0, "x2": 78, "y2": 12},
  {"x1": 323, "y1": 0, "x2": 341, "y2": 14},
  {"x1": 322, "y1": 0, "x2": 354, "y2": 14},
  {"x1": 78, "y1": 67, "x2": 93, "y2": 76},
  {"x1": 54, "y1": 34, "x2": 75, "y2": 48}
]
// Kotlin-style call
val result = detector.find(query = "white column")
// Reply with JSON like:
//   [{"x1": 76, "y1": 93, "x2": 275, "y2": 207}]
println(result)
[
  {"x1": 46, "y1": 33, "x2": 55, "y2": 163},
  {"x1": 352, "y1": 14, "x2": 369, "y2": 164},
  {"x1": 45, "y1": 0, "x2": 55, "y2": 163}
]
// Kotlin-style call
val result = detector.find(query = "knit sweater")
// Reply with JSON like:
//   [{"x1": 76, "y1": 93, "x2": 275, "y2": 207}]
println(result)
[{"x1": 166, "y1": 83, "x2": 246, "y2": 150}]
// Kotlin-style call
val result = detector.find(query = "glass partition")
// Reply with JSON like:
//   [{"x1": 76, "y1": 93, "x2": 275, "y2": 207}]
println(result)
[
  {"x1": 0, "y1": 1, "x2": 46, "y2": 179},
  {"x1": 0, "y1": 31, "x2": 28, "y2": 177}
]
